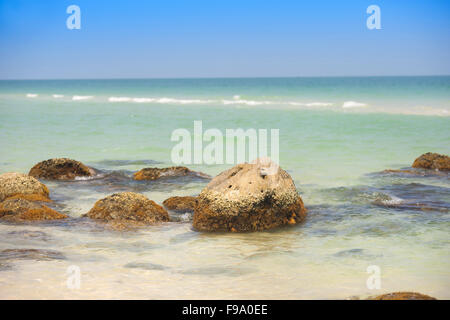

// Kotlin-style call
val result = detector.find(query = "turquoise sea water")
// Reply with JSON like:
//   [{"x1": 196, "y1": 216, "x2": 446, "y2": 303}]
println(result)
[{"x1": 0, "y1": 77, "x2": 449, "y2": 299}]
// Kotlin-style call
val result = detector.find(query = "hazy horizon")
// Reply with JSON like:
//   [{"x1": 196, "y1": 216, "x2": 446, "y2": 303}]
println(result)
[{"x1": 1, "y1": 74, "x2": 450, "y2": 81}]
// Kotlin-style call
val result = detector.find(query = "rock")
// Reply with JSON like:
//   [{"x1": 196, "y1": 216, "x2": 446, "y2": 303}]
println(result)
[
  {"x1": 29, "y1": 158, "x2": 95, "y2": 180},
  {"x1": 0, "y1": 198, "x2": 67, "y2": 222},
  {"x1": 371, "y1": 292, "x2": 437, "y2": 300},
  {"x1": 0, "y1": 248, "x2": 65, "y2": 261},
  {"x1": 124, "y1": 262, "x2": 169, "y2": 271},
  {"x1": 7, "y1": 230, "x2": 51, "y2": 241},
  {"x1": 0, "y1": 261, "x2": 12, "y2": 271},
  {"x1": 412, "y1": 153, "x2": 450, "y2": 171},
  {"x1": 373, "y1": 200, "x2": 449, "y2": 213},
  {"x1": 133, "y1": 166, "x2": 209, "y2": 181},
  {"x1": 193, "y1": 158, "x2": 307, "y2": 232},
  {"x1": 86, "y1": 192, "x2": 170, "y2": 226},
  {"x1": 0, "y1": 172, "x2": 50, "y2": 202},
  {"x1": 163, "y1": 196, "x2": 197, "y2": 213},
  {"x1": 381, "y1": 169, "x2": 416, "y2": 174}
]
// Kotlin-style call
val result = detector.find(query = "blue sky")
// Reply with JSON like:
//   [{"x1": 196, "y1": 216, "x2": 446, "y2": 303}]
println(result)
[{"x1": 0, "y1": 0, "x2": 449, "y2": 79}]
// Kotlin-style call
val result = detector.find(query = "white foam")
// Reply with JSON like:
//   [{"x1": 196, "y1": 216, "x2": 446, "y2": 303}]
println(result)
[
  {"x1": 52, "y1": 94, "x2": 64, "y2": 98},
  {"x1": 26, "y1": 93, "x2": 38, "y2": 98},
  {"x1": 342, "y1": 101, "x2": 367, "y2": 108},
  {"x1": 288, "y1": 102, "x2": 333, "y2": 107},
  {"x1": 132, "y1": 98, "x2": 156, "y2": 103},
  {"x1": 72, "y1": 95, "x2": 93, "y2": 101},
  {"x1": 222, "y1": 99, "x2": 270, "y2": 106},
  {"x1": 108, "y1": 97, "x2": 132, "y2": 102},
  {"x1": 381, "y1": 195, "x2": 404, "y2": 205},
  {"x1": 74, "y1": 176, "x2": 95, "y2": 181},
  {"x1": 157, "y1": 97, "x2": 215, "y2": 104},
  {"x1": 305, "y1": 102, "x2": 333, "y2": 107},
  {"x1": 105, "y1": 96, "x2": 336, "y2": 108},
  {"x1": 111, "y1": 97, "x2": 215, "y2": 104}
]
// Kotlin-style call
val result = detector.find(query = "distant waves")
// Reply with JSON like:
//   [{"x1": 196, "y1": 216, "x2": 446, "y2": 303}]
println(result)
[{"x1": 21, "y1": 93, "x2": 450, "y2": 116}]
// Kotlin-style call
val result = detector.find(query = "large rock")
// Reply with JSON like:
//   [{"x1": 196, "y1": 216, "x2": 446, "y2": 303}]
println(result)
[
  {"x1": 372, "y1": 292, "x2": 436, "y2": 300},
  {"x1": 29, "y1": 158, "x2": 95, "y2": 180},
  {"x1": 412, "y1": 152, "x2": 450, "y2": 171},
  {"x1": 133, "y1": 166, "x2": 209, "y2": 181},
  {"x1": 0, "y1": 198, "x2": 67, "y2": 222},
  {"x1": 163, "y1": 196, "x2": 197, "y2": 213},
  {"x1": 0, "y1": 172, "x2": 50, "y2": 202},
  {"x1": 86, "y1": 192, "x2": 170, "y2": 226},
  {"x1": 193, "y1": 159, "x2": 307, "y2": 232}
]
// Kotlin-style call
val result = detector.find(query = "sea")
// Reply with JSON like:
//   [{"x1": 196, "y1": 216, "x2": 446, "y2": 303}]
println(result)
[{"x1": 0, "y1": 76, "x2": 449, "y2": 299}]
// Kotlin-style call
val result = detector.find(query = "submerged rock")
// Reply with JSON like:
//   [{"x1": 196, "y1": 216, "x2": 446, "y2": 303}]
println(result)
[
  {"x1": 193, "y1": 158, "x2": 307, "y2": 232},
  {"x1": 0, "y1": 172, "x2": 50, "y2": 202},
  {"x1": 7, "y1": 230, "x2": 52, "y2": 241},
  {"x1": 373, "y1": 200, "x2": 449, "y2": 213},
  {"x1": 412, "y1": 152, "x2": 450, "y2": 171},
  {"x1": 124, "y1": 262, "x2": 169, "y2": 271},
  {"x1": 29, "y1": 158, "x2": 95, "y2": 180},
  {"x1": 163, "y1": 196, "x2": 197, "y2": 213},
  {"x1": 381, "y1": 169, "x2": 416, "y2": 174},
  {"x1": 0, "y1": 198, "x2": 67, "y2": 222},
  {"x1": 0, "y1": 248, "x2": 65, "y2": 261},
  {"x1": 0, "y1": 261, "x2": 12, "y2": 271},
  {"x1": 133, "y1": 166, "x2": 209, "y2": 181},
  {"x1": 86, "y1": 192, "x2": 170, "y2": 227},
  {"x1": 371, "y1": 292, "x2": 437, "y2": 300}
]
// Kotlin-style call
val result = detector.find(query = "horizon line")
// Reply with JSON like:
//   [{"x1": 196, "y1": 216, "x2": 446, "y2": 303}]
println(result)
[{"x1": 1, "y1": 74, "x2": 450, "y2": 81}]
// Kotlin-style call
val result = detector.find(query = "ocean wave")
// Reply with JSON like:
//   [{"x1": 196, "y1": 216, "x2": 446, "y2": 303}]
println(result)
[
  {"x1": 222, "y1": 99, "x2": 271, "y2": 106},
  {"x1": 155, "y1": 97, "x2": 214, "y2": 104},
  {"x1": 288, "y1": 102, "x2": 334, "y2": 107},
  {"x1": 109, "y1": 97, "x2": 215, "y2": 104},
  {"x1": 106, "y1": 96, "x2": 335, "y2": 107},
  {"x1": 342, "y1": 101, "x2": 367, "y2": 108},
  {"x1": 108, "y1": 97, "x2": 132, "y2": 102},
  {"x1": 131, "y1": 97, "x2": 155, "y2": 103},
  {"x1": 27, "y1": 94, "x2": 446, "y2": 116},
  {"x1": 72, "y1": 95, "x2": 93, "y2": 101}
]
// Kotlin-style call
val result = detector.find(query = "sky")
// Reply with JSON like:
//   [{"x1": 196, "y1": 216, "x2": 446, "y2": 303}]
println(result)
[{"x1": 0, "y1": 0, "x2": 449, "y2": 79}]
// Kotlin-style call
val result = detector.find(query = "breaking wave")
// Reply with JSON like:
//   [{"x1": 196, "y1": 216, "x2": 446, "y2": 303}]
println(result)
[
  {"x1": 342, "y1": 101, "x2": 367, "y2": 108},
  {"x1": 72, "y1": 95, "x2": 93, "y2": 101},
  {"x1": 107, "y1": 96, "x2": 335, "y2": 107}
]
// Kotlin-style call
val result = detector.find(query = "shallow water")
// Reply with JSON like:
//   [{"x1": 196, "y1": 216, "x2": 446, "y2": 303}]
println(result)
[{"x1": 0, "y1": 77, "x2": 449, "y2": 299}]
